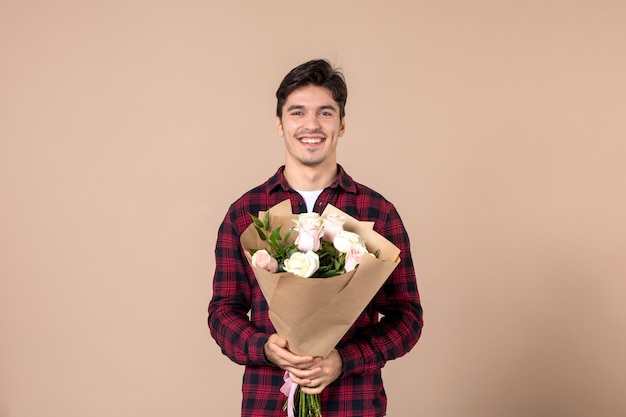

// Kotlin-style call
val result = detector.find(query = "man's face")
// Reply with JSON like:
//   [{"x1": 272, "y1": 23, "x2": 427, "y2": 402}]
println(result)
[{"x1": 276, "y1": 85, "x2": 345, "y2": 169}]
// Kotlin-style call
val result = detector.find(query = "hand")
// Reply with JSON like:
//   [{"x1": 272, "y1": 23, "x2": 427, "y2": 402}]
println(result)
[
  {"x1": 291, "y1": 349, "x2": 343, "y2": 395},
  {"x1": 264, "y1": 334, "x2": 343, "y2": 394},
  {"x1": 264, "y1": 334, "x2": 343, "y2": 395},
  {"x1": 264, "y1": 333, "x2": 315, "y2": 372}
]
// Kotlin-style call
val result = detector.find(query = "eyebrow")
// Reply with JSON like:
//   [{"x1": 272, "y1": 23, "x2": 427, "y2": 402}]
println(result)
[{"x1": 286, "y1": 104, "x2": 338, "y2": 112}]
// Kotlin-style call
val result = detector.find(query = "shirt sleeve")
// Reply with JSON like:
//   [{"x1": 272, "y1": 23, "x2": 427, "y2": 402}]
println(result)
[
  {"x1": 336, "y1": 205, "x2": 423, "y2": 376},
  {"x1": 207, "y1": 209, "x2": 273, "y2": 367}
]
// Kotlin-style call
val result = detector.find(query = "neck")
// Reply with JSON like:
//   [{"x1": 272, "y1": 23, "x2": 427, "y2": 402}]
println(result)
[{"x1": 284, "y1": 163, "x2": 338, "y2": 191}]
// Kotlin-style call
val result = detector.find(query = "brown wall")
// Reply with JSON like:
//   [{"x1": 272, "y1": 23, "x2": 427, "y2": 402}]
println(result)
[{"x1": 1, "y1": 1, "x2": 625, "y2": 416}]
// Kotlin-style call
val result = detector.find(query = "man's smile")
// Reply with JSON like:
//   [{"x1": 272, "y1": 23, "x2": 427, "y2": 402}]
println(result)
[{"x1": 298, "y1": 137, "x2": 325, "y2": 144}]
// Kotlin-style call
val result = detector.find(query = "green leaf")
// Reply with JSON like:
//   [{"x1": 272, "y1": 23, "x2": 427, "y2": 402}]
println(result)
[
  {"x1": 284, "y1": 227, "x2": 294, "y2": 242},
  {"x1": 263, "y1": 210, "x2": 270, "y2": 231},
  {"x1": 250, "y1": 213, "x2": 264, "y2": 229},
  {"x1": 254, "y1": 225, "x2": 267, "y2": 241},
  {"x1": 270, "y1": 226, "x2": 283, "y2": 243}
]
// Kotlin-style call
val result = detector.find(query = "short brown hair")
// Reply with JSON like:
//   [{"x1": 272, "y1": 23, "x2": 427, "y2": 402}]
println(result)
[{"x1": 275, "y1": 59, "x2": 347, "y2": 120}]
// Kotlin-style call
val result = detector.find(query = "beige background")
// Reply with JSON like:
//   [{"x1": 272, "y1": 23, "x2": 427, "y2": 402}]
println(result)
[{"x1": 1, "y1": 1, "x2": 625, "y2": 416}]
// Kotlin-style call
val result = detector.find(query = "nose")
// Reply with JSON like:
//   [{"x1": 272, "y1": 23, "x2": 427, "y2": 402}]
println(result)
[{"x1": 303, "y1": 112, "x2": 321, "y2": 130}]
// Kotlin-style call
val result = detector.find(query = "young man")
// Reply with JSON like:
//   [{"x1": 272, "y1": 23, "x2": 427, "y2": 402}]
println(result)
[{"x1": 208, "y1": 59, "x2": 423, "y2": 417}]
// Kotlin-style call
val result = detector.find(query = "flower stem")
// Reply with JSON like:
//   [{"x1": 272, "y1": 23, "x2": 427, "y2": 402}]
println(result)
[{"x1": 296, "y1": 387, "x2": 321, "y2": 417}]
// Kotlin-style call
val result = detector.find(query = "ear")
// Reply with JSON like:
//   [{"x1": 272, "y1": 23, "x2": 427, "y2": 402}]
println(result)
[
  {"x1": 275, "y1": 115, "x2": 284, "y2": 137},
  {"x1": 339, "y1": 117, "x2": 346, "y2": 137}
]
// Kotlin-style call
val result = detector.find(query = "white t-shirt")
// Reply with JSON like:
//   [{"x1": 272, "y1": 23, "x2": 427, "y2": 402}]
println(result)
[{"x1": 295, "y1": 189, "x2": 323, "y2": 213}]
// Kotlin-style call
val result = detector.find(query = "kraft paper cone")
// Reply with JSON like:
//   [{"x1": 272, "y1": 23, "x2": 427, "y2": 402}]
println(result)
[{"x1": 241, "y1": 200, "x2": 400, "y2": 357}]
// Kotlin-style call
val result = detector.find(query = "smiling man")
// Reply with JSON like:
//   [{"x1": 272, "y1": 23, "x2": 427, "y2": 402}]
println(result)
[
  {"x1": 208, "y1": 59, "x2": 423, "y2": 417},
  {"x1": 279, "y1": 85, "x2": 344, "y2": 173}
]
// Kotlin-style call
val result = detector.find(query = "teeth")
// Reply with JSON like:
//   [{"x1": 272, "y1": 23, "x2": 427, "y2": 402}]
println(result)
[{"x1": 300, "y1": 138, "x2": 322, "y2": 144}]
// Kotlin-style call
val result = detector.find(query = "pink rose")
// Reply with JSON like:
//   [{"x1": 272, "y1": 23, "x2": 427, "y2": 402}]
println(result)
[
  {"x1": 295, "y1": 228, "x2": 321, "y2": 252},
  {"x1": 322, "y1": 213, "x2": 345, "y2": 242},
  {"x1": 345, "y1": 245, "x2": 368, "y2": 272},
  {"x1": 251, "y1": 249, "x2": 278, "y2": 273},
  {"x1": 293, "y1": 213, "x2": 324, "y2": 252}
]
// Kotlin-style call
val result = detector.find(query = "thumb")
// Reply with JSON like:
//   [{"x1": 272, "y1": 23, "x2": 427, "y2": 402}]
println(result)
[{"x1": 276, "y1": 335, "x2": 288, "y2": 348}]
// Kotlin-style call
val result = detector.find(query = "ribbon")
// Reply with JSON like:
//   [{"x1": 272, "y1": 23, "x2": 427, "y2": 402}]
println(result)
[{"x1": 280, "y1": 371, "x2": 298, "y2": 417}]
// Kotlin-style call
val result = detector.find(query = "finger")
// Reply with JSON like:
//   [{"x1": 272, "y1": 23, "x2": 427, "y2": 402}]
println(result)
[
  {"x1": 300, "y1": 383, "x2": 325, "y2": 395},
  {"x1": 267, "y1": 334, "x2": 288, "y2": 349},
  {"x1": 287, "y1": 366, "x2": 321, "y2": 383},
  {"x1": 267, "y1": 340, "x2": 310, "y2": 362},
  {"x1": 282, "y1": 353, "x2": 316, "y2": 367},
  {"x1": 286, "y1": 373, "x2": 311, "y2": 387},
  {"x1": 274, "y1": 335, "x2": 288, "y2": 348},
  {"x1": 272, "y1": 351, "x2": 316, "y2": 371}
]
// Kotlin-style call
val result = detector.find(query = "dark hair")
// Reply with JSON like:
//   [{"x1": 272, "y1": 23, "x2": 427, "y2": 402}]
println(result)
[{"x1": 275, "y1": 59, "x2": 347, "y2": 120}]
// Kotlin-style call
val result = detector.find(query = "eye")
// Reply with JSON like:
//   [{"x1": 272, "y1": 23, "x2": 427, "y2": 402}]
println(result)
[
  {"x1": 291, "y1": 111, "x2": 304, "y2": 116},
  {"x1": 320, "y1": 111, "x2": 333, "y2": 116}
]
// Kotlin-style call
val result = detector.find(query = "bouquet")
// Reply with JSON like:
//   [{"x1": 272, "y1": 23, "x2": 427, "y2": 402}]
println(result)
[{"x1": 240, "y1": 200, "x2": 400, "y2": 417}]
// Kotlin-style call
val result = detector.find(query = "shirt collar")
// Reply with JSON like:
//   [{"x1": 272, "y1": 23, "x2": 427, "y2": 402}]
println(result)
[{"x1": 266, "y1": 164, "x2": 357, "y2": 194}]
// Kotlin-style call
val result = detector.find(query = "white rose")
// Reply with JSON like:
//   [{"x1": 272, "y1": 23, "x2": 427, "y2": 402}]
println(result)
[
  {"x1": 293, "y1": 213, "x2": 324, "y2": 232},
  {"x1": 332, "y1": 230, "x2": 366, "y2": 254},
  {"x1": 283, "y1": 250, "x2": 320, "y2": 278}
]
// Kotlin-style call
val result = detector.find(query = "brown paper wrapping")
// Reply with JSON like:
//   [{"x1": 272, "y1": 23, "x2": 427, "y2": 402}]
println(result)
[{"x1": 241, "y1": 200, "x2": 400, "y2": 357}]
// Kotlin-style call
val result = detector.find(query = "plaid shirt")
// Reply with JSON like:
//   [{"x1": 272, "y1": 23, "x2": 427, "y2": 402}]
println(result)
[{"x1": 208, "y1": 165, "x2": 423, "y2": 417}]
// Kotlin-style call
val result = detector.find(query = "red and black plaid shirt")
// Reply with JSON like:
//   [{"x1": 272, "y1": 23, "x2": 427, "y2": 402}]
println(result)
[{"x1": 208, "y1": 165, "x2": 423, "y2": 417}]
